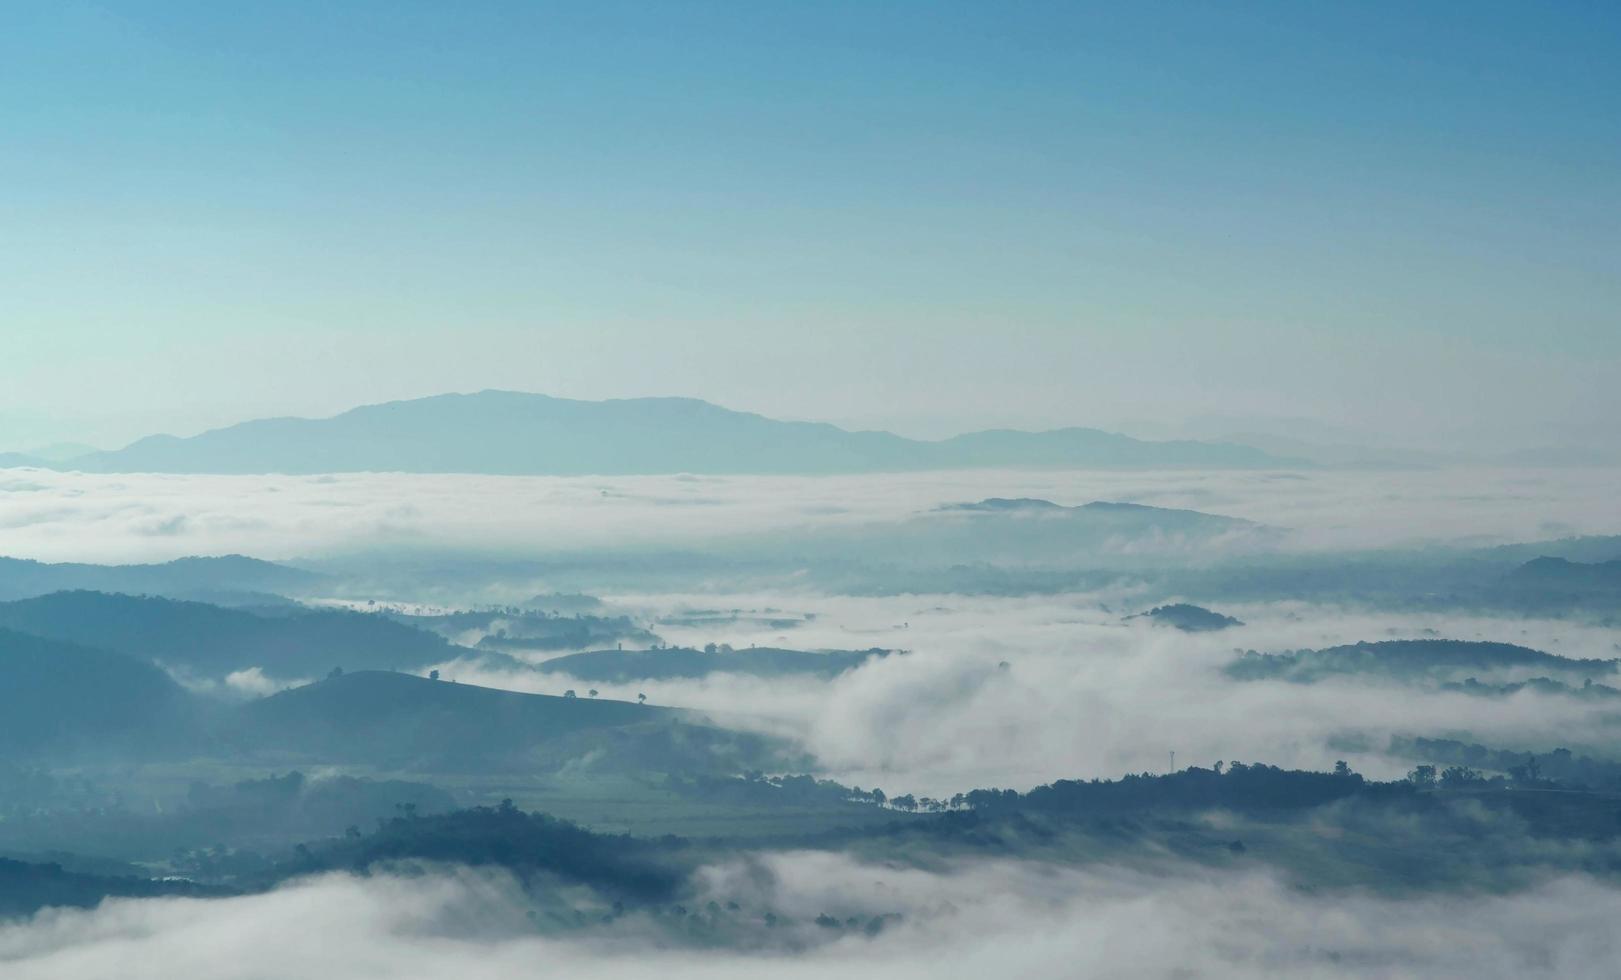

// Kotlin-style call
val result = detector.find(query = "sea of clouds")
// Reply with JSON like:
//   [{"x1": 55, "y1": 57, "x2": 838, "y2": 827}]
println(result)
[
  {"x1": 436, "y1": 592, "x2": 1621, "y2": 797},
  {"x1": 3, "y1": 856, "x2": 1617, "y2": 979},
  {"x1": 5, "y1": 463, "x2": 1619, "y2": 976},
  {"x1": 2, "y1": 465, "x2": 1617, "y2": 563}
]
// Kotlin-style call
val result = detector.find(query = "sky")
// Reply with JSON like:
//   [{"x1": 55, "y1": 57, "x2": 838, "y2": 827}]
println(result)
[{"x1": 3, "y1": 1, "x2": 1618, "y2": 451}]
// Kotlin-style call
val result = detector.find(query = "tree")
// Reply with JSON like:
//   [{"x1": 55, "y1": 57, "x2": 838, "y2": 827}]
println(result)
[
  {"x1": 564, "y1": 689, "x2": 577, "y2": 699},
  {"x1": 429, "y1": 669, "x2": 440, "y2": 681},
  {"x1": 1407, "y1": 765, "x2": 1437, "y2": 788},
  {"x1": 328, "y1": 666, "x2": 344, "y2": 678},
  {"x1": 1333, "y1": 760, "x2": 1352, "y2": 777},
  {"x1": 1509, "y1": 754, "x2": 1543, "y2": 786},
  {"x1": 588, "y1": 689, "x2": 598, "y2": 698},
  {"x1": 637, "y1": 693, "x2": 647, "y2": 705},
  {"x1": 1441, "y1": 765, "x2": 1483, "y2": 788}
]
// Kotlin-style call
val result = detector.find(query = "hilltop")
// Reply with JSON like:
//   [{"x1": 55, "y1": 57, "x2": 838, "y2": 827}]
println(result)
[
  {"x1": 536, "y1": 645, "x2": 895, "y2": 682},
  {"x1": 229, "y1": 671, "x2": 778, "y2": 771},
  {"x1": 0, "y1": 591, "x2": 454, "y2": 681},
  {"x1": 1227, "y1": 639, "x2": 1619, "y2": 684},
  {"x1": 0, "y1": 554, "x2": 318, "y2": 603},
  {"x1": 1131, "y1": 603, "x2": 1244, "y2": 632}
]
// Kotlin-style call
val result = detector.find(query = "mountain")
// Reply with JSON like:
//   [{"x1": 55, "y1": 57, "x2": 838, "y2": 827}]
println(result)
[
  {"x1": 0, "y1": 592, "x2": 455, "y2": 681},
  {"x1": 0, "y1": 554, "x2": 319, "y2": 603},
  {"x1": 60, "y1": 391, "x2": 1297, "y2": 475}
]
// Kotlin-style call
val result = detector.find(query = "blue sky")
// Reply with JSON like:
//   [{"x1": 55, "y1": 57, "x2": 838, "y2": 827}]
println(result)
[{"x1": 3, "y1": 1, "x2": 1618, "y2": 450}]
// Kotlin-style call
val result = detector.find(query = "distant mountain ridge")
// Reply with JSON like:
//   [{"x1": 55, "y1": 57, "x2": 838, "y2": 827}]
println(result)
[
  {"x1": 0, "y1": 554, "x2": 318, "y2": 602},
  {"x1": 1508, "y1": 556, "x2": 1621, "y2": 591},
  {"x1": 46, "y1": 391, "x2": 1298, "y2": 476}
]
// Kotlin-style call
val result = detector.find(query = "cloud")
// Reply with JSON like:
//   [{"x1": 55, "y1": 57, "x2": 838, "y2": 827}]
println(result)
[
  {"x1": 0, "y1": 465, "x2": 1618, "y2": 564},
  {"x1": 2, "y1": 857, "x2": 1618, "y2": 978},
  {"x1": 436, "y1": 593, "x2": 1621, "y2": 797},
  {"x1": 223, "y1": 666, "x2": 295, "y2": 698},
  {"x1": 160, "y1": 664, "x2": 311, "y2": 701}
]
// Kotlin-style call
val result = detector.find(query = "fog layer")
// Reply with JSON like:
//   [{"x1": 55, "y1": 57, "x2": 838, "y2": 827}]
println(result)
[
  {"x1": 4, "y1": 856, "x2": 1617, "y2": 979},
  {"x1": 2, "y1": 466, "x2": 1617, "y2": 563}
]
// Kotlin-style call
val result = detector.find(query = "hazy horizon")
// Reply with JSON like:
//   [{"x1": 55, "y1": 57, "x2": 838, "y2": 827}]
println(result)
[
  {"x1": 6, "y1": 3, "x2": 1619, "y2": 454},
  {"x1": 6, "y1": 386, "x2": 1619, "y2": 462},
  {"x1": 5, "y1": 5, "x2": 1620, "y2": 978}
]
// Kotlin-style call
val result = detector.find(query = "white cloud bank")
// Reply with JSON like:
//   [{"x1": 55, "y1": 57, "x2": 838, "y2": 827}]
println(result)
[
  {"x1": 437, "y1": 593, "x2": 1621, "y2": 797},
  {"x1": 1, "y1": 465, "x2": 1617, "y2": 564},
  {"x1": 2, "y1": 856, "x2": 1618, "y2": 979}
]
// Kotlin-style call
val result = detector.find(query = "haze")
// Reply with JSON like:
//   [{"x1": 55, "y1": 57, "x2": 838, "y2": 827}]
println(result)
[
  {"x1": 4, "y1": 5, "x2": 1621, "y2": 979},
  {"x1": 4, "y1": 2, "x2": 1619, "y2": 453}
]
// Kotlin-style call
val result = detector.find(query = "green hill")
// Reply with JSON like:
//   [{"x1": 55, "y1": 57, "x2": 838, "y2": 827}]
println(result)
[
  {"x1": 0, "y1": 858, "x2": 221, "y2": 919},
  {"x1": 0, "y1": 628, "x2": 201, "y2": 755},
  {"x1": 0, "y1": 554, "x2": 318, "y2": 602},
  {"x1": 1131, "y1": 603, "x2": 1244, "y2": 631},
  {"x1": 536, "y1": 646, "x2": 894, "y2": 682},
  {"x1": 1228, "y1": 639, "x2": 1618, "y2": 684},
  {"x1": 231, "y1": 671, "x2": 670, "y2": 767},
  {"x1": 0, "y1": 591, "x2": 456, "y2": 680}
]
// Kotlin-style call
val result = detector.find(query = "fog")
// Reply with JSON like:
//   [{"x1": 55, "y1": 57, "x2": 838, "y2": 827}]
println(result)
[
  {"x1": 2, "y1": 465, "x2": 1618, "y2": 564},
  {"x1": 4, "y1": 856, "x2": 1616, "y2": 979},
  {"x1": 435, "y1": 594, "x2": 1621, "y2": 796},
  {"x1": 9, "y1": 0, "x2": 1619, "y2": 969}
]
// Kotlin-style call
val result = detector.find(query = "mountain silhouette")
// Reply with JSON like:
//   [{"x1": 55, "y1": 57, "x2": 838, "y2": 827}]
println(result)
[{"x1": 59, "y1": 391, "x2": 1296, "y2": 475}]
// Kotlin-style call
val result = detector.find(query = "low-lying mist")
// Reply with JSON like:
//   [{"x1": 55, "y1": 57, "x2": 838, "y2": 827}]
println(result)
[
  {"x1": 434, "y1": 594, "x2": 1621, "y2": 796},
  {"x1": 2, "y1": 466, "x2": 1618, "y2": 564},
  {"x1": 4, "y1": 855, "x2": 1616, "y2": 979}
]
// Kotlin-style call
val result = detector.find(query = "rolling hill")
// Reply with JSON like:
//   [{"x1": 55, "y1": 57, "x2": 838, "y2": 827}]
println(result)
[
  {"x1": 0, "y1": 554, "x2": 319, "y2": 603},
  {"x1": 58, "y1": 390, "x2": 1295, "y2": 475},
  {"x1": 0, "y1": 629, "x2": 203, "y2": 754},
  {"x1": 535, "y1": 645, "x2": 895, "y2": 682},
  {"x1": 0, "y1": 591, "x2": 455, "y2": 680},
  {"x1": 1130, "y1": 603, "x2": 1244, "y2": 631},
  {"x1": 1505, "y1": 556, "x2": 1621, "y2": 594},
  {"x1": 230, "y1": 670, "x2": 674, "y2": 766},
  {"x1": 1227, "y1": 639, "x2": 1619, "y2": 684}
]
